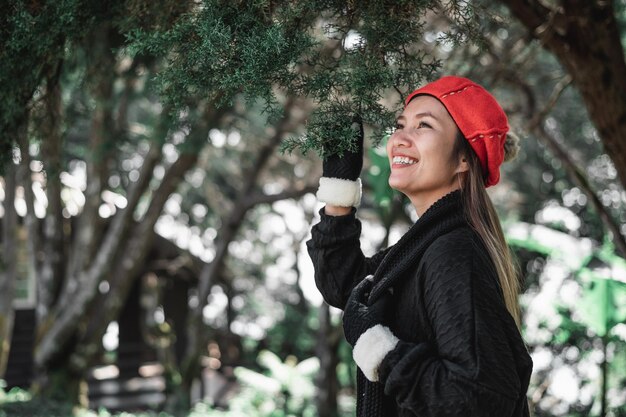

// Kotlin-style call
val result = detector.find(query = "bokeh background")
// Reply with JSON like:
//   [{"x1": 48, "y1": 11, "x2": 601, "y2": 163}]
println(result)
[{"x1": 1, "y1": 1, "x2": 626, "y2": 416}]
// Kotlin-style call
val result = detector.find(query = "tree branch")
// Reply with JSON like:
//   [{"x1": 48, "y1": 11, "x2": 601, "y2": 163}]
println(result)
[
  {"x1": 64, "y1": 105, "x2": 222, "y2": 372},
  {"x1": 533, "y1": 124, "x2": 626, "y2": 258},
  {"x1": 35, "y1": 150, "x2": 199, "y2": 369},
  {"x1": 528, "y1": 75, "x2": 573, "y2": 129},
  {"x1": 181, "y1": 97, "x2": 310, "y2": 388},
  {"x1": 195, "y1": 96, "x2": 306, "y2": 304},
  {"x1": 243, "y1": 184, "x2": 317, "y2": 209},
  {"x1": 523, "y1": 76, "x2": 626, "y2": 257},
  {"x1": 498, "y1": 0, "x2": 562, "y2": 42}
]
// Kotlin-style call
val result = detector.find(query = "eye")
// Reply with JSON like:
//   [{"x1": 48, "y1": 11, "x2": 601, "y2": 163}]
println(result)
[
  {"x1": 395, "y1": 122, "x2": 404, "y2": 131},
  {"x1": 417, "y1": 121, "x2": 432, "y2": 129}
]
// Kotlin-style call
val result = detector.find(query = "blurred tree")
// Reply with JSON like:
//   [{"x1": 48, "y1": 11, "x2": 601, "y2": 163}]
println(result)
[
  {"x1": 498, "y1": 0, "x2": 626, "y2": 191},
  {"x1": 0, "y1": 0, "x2": 208, "y2": 404}
]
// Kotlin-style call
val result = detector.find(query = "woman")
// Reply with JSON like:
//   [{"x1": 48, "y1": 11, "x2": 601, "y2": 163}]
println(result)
[{"x1": 307, "y1": 76, "x2": 533, "y2": 417}]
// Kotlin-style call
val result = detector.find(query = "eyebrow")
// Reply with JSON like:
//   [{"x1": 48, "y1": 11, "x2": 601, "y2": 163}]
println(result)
[{"x1": 396, "y1": 112, "x2": 440, "y2": 122}]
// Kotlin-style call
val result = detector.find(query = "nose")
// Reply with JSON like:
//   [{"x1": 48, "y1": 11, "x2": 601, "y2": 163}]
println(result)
[{"x1": 389, "y1": 131, "x2": 411, "y2": 148}]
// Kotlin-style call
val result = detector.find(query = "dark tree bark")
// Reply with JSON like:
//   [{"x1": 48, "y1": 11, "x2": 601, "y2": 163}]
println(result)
[
  {"x1": 315, "y1": 304, "x2": 342, "y2": 417},
  {"x1": 0, "y1": 159, "x2": 18, "y2": 378},
  {"x1": 17, "y1": 121, "x2": 40, "y2": 305},
  {"x1": 66, "y1": 22, "x2": 117, "y2": 288},
  {"x1": 37, "y1": 64, "x2": 65, "y2": 325},
  {"x1": 500, "y1": 0, "x2": 626, "y2": 189}
]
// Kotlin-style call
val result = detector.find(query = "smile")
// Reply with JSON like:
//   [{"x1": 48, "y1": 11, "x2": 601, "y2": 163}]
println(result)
[{"x1": 392, "y1": 156, "x2": 418, "y2": 165}]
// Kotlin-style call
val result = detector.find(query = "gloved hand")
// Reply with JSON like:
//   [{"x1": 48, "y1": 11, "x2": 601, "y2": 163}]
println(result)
[
  {"x1": 344, "y1": 275, "x2": 399, "y2": 382},
  {"x1": 342, "y1": 275, "x2": 390, "y2": 347},
  {"x1": 316, "y1": 116, "x2": 364, "y2": 207},
  {"x1": 322, "y1": 116, "x2": 364, "y2": 181}
]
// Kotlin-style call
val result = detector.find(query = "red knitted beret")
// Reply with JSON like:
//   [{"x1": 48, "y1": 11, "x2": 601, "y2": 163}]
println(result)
[{"x1": 405, "y1": 76, "x2": 509, "y2": 187}]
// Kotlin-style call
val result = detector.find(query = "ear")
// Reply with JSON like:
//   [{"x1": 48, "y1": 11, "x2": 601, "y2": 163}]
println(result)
[{"x1": 454, "y1": 155, "x2": 469, "y2": 174}]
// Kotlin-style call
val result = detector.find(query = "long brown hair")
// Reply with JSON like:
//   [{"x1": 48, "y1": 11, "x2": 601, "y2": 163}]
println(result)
[{"x1": 452, "y1": 132, "x2": 522, "y2": 329}]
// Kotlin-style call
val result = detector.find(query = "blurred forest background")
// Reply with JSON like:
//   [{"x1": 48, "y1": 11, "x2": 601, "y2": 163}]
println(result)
[{"x1": 1, "y1": 1, "x2": 626, "y2": 416}]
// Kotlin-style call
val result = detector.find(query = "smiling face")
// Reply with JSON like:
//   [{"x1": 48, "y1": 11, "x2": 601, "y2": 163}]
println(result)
[{"x1": 387, "y1": 95, "x2": 468, "y2": 215}]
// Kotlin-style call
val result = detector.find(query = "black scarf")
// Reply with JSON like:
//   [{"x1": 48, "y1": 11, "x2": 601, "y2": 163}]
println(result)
[{"x1": 357, "y1": 190, "x2": 467, "y2": 417}]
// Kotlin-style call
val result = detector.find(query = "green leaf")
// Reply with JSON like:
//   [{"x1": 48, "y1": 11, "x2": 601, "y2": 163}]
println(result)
[{"x1": 578, "y1": 275, "x2": 626, "y2": 337}]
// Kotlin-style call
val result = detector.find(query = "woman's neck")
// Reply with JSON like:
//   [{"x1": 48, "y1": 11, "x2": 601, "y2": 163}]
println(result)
[{"x1": 409, "y1": 184, "x2": 461, "y2": 217}]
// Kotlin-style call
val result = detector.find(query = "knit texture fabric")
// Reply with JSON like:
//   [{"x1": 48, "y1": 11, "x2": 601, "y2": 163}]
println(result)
[
  {"x1": 365, "y1": 191, "x2": 466, "y2": 304},
  {"x1": 357, "y1": 370, "x2": 385, "y2": 417},
  {"x1": 307, "y1": 191, "x2": 533, "y2": 416},
  {"x1": 405, "y1": 76, "x2": 509, "y2": 187}
]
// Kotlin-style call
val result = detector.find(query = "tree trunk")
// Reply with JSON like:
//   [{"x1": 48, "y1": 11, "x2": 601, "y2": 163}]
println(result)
[
  {"x1": 140, "y1": 273, "x2": 182, "y2": 397},
  {"x1": 600, "y1": 334, "x2": 608, "y2": 417},
  {"x1": 500, "y1": 0, "x2": 626, "y2": 189},
  {"x1": 66, "y1": 22, "x2": 117, "y2": 286},
  {"x1": 0, "y1": 159, "x2": 18, "y2": 378},
  {"x1": 37, "y1": 64, "x2": 65, "y2": 325},
  {"x1": 17, "y1": 123, "x2": 40, "y2": 305},
  {"x1": 32, "y1": 65, "x2": 78, "y2": 401},
  {"x1": 315, "y1": 304, "x2": 341, "y2": 417}
]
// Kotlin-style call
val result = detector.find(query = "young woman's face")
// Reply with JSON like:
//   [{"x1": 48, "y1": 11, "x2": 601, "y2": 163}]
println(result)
[{"x1": 386, "y1": 95, "x2": 467, "y2": 215}]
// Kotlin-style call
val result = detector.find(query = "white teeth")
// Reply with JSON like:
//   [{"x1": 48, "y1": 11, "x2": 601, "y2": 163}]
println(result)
[{"x1": 393, "y1": 156, "x2": 417, "y2": 165}]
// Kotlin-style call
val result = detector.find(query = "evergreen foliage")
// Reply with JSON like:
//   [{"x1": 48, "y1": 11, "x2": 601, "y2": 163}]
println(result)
[
  {"x1": 0, "y1": 1, "x2": 82, "y2": 172},
  {"x1": 2, "y1": 0, "x2": 489, "y2": 170},
  {"x1": 126, "y1": 0, "x2": 487, "y2": 158},
  {"x1": 0, "y1": 0, "x2": 187, "y2": 173}
]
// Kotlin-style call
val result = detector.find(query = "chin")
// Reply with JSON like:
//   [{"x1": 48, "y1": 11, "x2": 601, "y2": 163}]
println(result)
[{"x1": 388, "y1": 179, "x2": 407, "y2": 193}]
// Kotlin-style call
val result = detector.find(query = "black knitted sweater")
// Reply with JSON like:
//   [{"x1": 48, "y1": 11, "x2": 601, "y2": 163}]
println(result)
[{"x1": 307, "y1": 191, "x2": 532, "y2": 417}]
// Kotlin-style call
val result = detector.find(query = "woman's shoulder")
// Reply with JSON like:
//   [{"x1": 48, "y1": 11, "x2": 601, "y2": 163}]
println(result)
[
  {"x1": 425, "y1": 226, "x2": 477, "y2": 254},
  {"x1": 420, "y1": 226, "x2": 492, "y2": 272},
  {"x1": 419, "y1": 226, "x2": 501, "y2": 295}
]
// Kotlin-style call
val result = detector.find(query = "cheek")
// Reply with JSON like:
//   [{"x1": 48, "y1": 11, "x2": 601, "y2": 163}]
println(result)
[{"x1": 431, "y1": 140, "x2": 454, "y2": 161}]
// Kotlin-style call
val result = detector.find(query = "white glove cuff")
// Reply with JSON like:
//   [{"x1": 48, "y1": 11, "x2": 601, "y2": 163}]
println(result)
[
  {"x1": 353, "y1": 324, "x2": 399, "y2": 382},
  {"x1": 316, "y1": 177, "x2": 362, "y2": 207}
]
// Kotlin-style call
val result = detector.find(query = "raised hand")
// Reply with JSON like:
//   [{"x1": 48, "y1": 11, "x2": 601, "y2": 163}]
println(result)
[{"x1": 316, "y1": 116, "x2": 364, "y2": 207}]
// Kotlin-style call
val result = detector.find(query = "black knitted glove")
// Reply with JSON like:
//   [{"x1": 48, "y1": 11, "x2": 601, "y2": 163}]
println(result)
[
  {"x1": 316, "y1": 116, "x2": 364, "y2": 207},
  {"x1": 322, "y1": 117, "x2": 364, "y2": 181},
  {"x1": 342, "y1": 276, "x2": 390, "y2": 347}
]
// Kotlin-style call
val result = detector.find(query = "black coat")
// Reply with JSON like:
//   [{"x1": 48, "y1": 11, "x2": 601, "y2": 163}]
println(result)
[{"x1": 307, "y1": 191, "x2": 532, "y2": 417}]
